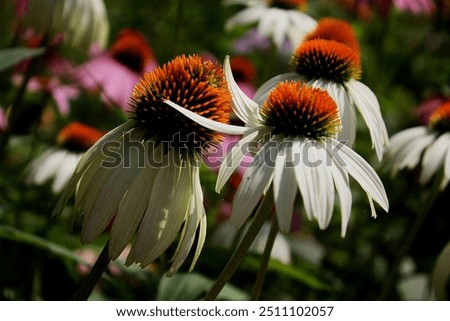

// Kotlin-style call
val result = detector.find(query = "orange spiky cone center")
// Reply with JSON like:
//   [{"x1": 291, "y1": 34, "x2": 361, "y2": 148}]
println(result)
[
  {"x1": 57, "y1": 122, "x2": 103, "y2": 152},
  {"x1": 130, "y1": 54, "x2": 232, "y2": 156},
  {"x1": 260, "y1": 81, "x2": 341, "y2": 139},
  {"x1": 291, "y1": 39, "x2": 362, "y2": 83}
]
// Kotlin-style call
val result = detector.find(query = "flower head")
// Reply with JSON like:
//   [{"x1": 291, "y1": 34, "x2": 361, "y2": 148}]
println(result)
[
  {"x1": 224, "y1": 0, "x2": 317, "y2": 50},
  {"x1": 55, "y1": 54, "x2": 232, "y2": 276},
  {"x1": 166, "y1": 56, "x2": 389, "y2": 236},
  {"x1": 254, "y1": 36, "x2": 389, "y2": 161},
  {"x1": 291, "y1": 39, "x2": 362, "y2": 83},
  {"x1": 19, "y1": 0, "x2": 110, "y2": 50},
  {"x1": 130, "y1": 54, "x2": 231, "y2": 155},
  {"x1": 303, "y1": 17, "x2": 361, "y2": 62},
  {"x1": 260, "y1": 81, "x2": 342, "y2": 139},
  {"x1": 385, "y1": 101, "x2": 450, "y2": 189},
  {"x1": 27, "y1": 122, "x2": 103, "y2": 193}
]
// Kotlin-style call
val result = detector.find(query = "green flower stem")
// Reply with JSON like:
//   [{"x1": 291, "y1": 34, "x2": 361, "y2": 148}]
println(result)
[
  {"x1": 73, "y1": 241, "x2": 111, "y2": 301},
  {"x1": 378, "y1": 172, "x2": 444, "y2": 300},
  {"x1": 251, "y1": 216, "x2": 279, "y2": 301},
  {"x1": 204, "y1": 188, "x2": 274, "y2": 301}
]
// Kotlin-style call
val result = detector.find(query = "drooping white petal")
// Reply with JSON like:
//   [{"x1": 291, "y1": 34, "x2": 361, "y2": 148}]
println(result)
[
  {"x1": 81, "y1": 140, "x2": 143, "y2": 243},
  {"x1": 316, "y1": 143, "x2": 335, "y2": 229},
  {"x1": 385, "y1": 127, "x2": 430, "y2": 174},
  {"x1": 394, "y1": 132, "x2": 435, "y2": 172},
  {"x1": 168, "y1": 165, "x2": 206, "y2": 276},
  {"x1": 332, "y1": 139, "x2": 389, "y2": 212},
  {"x1": 54, "y1": 121, "x2": 135, "y2": 216},
  {"x1": 346, "y1": 80, "x2": 389, "y2": 161},
  {"x1": 445, "y1": 140, "x2": 450, "y2": 182},
  {"x1": 216, "y1": 128, "x2": 261, "y2": 192},
  {"x1": 230, "y1": 136, "x2": 279, "y2": 229},
  {"x1": 328, "y1": 157, "x2": 352, "y2": 237},
  {"x1": 420, "y1": 133, "x2": 450, "y2": 184},
  {"x1": 52, "y1": 153, "x2": 81, "y2": 193},
  {"x1": 223, "y1": 56, "x2": 262, "y2": 126},
  {"x1": 273, "y1": 140, "x2": 297, "y2": 234},
  {"x1": 108, "y1": 145, "x2": 162, "y2": 260},
  {"x1": 134, "y1": 152, "x2": 191, "y2": 265},
  {"x1": 224, "y1": 5, "x2": 267, "y2": 31},
  {"x1": 164, "y1": 100, "x2": 249, "y2": 135},
  {"x1": 292, "y1": 140, "x2": 314, "y2": 221},
  {"x1": 190, "y1": 208, "x2": 207, "y2": 271},
  {"x1": 303, "y1": 142, "x2": 334, "y2": 230}
]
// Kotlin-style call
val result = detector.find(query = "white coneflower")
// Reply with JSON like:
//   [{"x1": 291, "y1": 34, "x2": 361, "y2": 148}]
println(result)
[
  {"x1": 254, "y1": 24, "x2": 389, "y2": 161},
  {"x1": 224, "y1": 0, "x2": 317, "y2": 50},
  {"x1": 27, "y1": 122, "x2": 103, "y2": 193},
  {"x1": 165, "y1": 56, "x2": 389, "y2": 237},
  {"x1": 385, "y1": 101, "x2": 450, "y2": 189},
  {"x1": 20, "y1": 0, "x2": 110, "y2": 50},
  {"x1": 55, "y1": 55, "x2": 233, "y2": 276}
]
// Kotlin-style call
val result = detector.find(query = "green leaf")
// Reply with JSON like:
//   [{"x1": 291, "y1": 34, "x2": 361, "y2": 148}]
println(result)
[
  {"x1": 242, "y1": 255, "x2": 331, "y2": 291},
  {"x1": 0, "y1": 47, "x2": 45, "y2": 72},
  {"x1": 156, "y1": 272, "x2": 249, "y2": 300},
  {"x1": 0, "y1": 225, "x2": 84, "y2": 264}
]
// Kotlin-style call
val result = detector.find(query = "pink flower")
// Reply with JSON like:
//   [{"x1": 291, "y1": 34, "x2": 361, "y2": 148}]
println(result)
[
  {"x1": 416, "y1": 96, "x2": 449, "y2": 125},
  {"x1": 393, "y1": 0, "x2": 436, "y2": 15},
  {"x1": 75, "y1": 29, "x2": 157, "y2": 111},
  {"x1": 11, "y1": 32, "x2": 79, "y2": 115}
]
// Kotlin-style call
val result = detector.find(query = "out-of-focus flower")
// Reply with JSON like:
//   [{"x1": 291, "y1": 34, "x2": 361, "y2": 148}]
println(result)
[
  {"x1": 10, "y1": 31, "x2": 80, "y2": 115},
  {"x1": 27, "y1": 122, "x2": 103, "y2": 193},
  {"x1": 18, "y1": 0, "x2": 110, "y2": 50},
  {"x1": 55, "y1": 55, "x2": 233, "y2": 276},
  {"x1": 303, "y1": 17, "x2": 360, "y2": 63},
  {"x1": 385, "y1": 101, "x2": 450, "y2": 189},
  {"x1": 233, "y1": 29, "x2": 272, "y2": 54},
  {"x1": 416, "y1": 96, "x2": 449, "y2": 125},
  {"x1": 334, "y1": 0, "x2": 393, "y2": 20},
  {"x1": 393, "y1": 0, "x2": 436, "y2": 15},
  {"x1": 75, "y1": 29, "x2": 157, "y2": 111},
  {"x1": 254, "y1": 38, "x2": 389, "y2": 160},
  {"x1": 166, "y1": 56, "x2": 389, "y2": 236},
  {"x1": 224, "y1": 0, "x2": 317, "y2": 50}
]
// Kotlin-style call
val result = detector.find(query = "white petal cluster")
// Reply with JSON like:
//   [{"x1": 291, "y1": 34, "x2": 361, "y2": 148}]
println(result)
[
  {"x1": 166, "y1": 56, "x2": 389, "y2": 237},
  {"x1": 254, "y1": 74, "x2": 390, "y2": 161},
  {"x1": 385, "y1": 127, "x2": 450, "y2": 189},
  {"x1": 27, "y1": 148, "x2": 81, "y2": 193},
  {"x1": 21, "y1": 0, "x2": 110, "y2": 50},
  {"x1": 54, "y1": 121, "x2": 207, "y2": 276},
  {"x1": 223, "y1": 0, "x2": 317, "y2": 50}
]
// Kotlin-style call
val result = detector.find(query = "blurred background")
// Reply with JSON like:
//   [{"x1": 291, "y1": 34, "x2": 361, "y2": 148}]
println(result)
[{"x1": 0, "y1": 0, "x2": 449, "y2": 300}]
